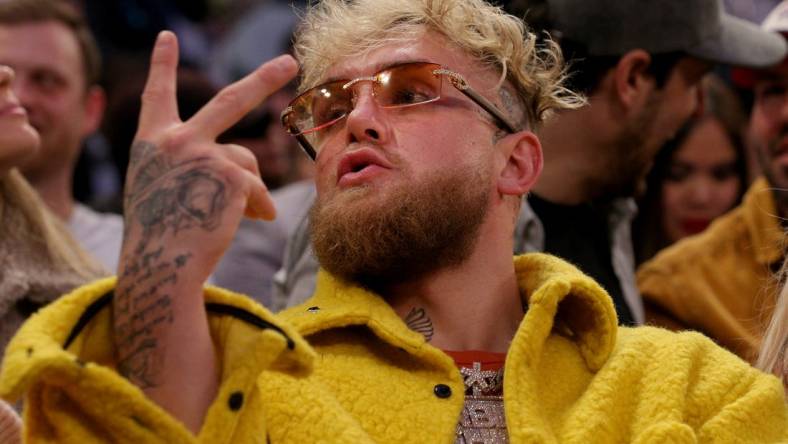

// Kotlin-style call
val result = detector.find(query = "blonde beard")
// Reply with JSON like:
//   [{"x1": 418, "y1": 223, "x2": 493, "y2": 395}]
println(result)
[{"x1": 310, "y1": 161, "x2": 491, "y2": 292}]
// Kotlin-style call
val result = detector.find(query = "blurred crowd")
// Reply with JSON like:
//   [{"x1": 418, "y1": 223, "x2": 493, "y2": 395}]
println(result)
[
  {"x1": 73, "y1": 0, "x2": 312, "y2": 212},
  {"x1": 0, "y1": 0, "x2": 786, "y2": 441}
]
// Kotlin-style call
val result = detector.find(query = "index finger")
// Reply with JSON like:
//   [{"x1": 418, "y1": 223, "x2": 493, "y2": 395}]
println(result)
[
  {"x1": 186, "y1": 55, "x2": 299, "y2": 138},
  {"x1": 137, "y1": 31, "x2": 181, "y2": 137}
]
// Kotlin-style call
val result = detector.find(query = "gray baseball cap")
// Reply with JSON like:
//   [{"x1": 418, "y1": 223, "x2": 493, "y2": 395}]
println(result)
[{"x1": 547, "y1": 0, "x2": 787, "y2": 68}]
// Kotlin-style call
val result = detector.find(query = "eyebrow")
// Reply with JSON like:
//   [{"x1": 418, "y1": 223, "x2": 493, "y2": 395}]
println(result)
[{"x1": 320, "y1": 58, "x2": 434, "y2": 84}]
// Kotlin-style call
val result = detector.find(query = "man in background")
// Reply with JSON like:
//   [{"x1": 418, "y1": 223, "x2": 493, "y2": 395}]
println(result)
[
  {"x1": 270, "y1": 0, "x2": 786, "y2": 321},
  {"x1": 499, "y1": 0, "x2": 786, "y2": 325},
  {"x1": 0, "y1": 0, "x2": 122, "y2": 272},
  {"x1": 639, "y1": 1, "x2": 788, "y2": 361}
]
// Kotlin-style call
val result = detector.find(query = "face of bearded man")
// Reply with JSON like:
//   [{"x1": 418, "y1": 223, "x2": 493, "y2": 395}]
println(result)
[
  {"x1": 592, "y1": 58, "x2": 707, "y2": 201},
  {"x1": 749, "y1": 61, "x2": 788, "y2": 217},
  {"x1": 601, "y1": 96, "x2": 662, "y2": 199},
  {"x1": 310, "y1": 159, "x2": 491, "y2": 291}
]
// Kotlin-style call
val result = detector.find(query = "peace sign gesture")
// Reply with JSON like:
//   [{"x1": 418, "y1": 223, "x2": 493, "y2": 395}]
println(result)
[{"x1": 113, "y1": 31, "x2": 298, "y2": 432}]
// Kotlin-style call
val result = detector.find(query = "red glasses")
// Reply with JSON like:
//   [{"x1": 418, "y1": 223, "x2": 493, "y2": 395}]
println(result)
[{"x1": 281, "y1": 61, "x2": 519, "y2": 160}]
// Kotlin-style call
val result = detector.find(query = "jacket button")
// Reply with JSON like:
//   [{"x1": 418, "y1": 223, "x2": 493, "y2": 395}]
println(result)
[
  {"x1": 434, "y1": 384, "x2": 452, "y2": 398},
  {"x1": 228, "y1": 391, "x2": 244, "y2": 411}
]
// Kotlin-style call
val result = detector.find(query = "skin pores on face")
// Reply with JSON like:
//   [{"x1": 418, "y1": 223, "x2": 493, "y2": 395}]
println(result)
[
  {"x1": 660, "y1": 117, "x2": 741, "y2": 242},
  {"x1": 312, "y1": 31, "x2": 506, "y2": 205}
]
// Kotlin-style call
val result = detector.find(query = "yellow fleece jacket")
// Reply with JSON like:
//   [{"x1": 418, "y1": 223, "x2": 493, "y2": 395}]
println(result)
[
  {"x1": 1, "y1": 254, "x2": 785, "y2": 443},
  {"x1": 637, "y1": 178, "x2": 784, "y2": 361}
]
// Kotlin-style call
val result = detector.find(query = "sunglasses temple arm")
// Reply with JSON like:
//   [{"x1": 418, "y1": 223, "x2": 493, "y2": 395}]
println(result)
[
  {"x1": 459, "y1": 87, "x2": 520, "y2": 134},
  {"x1": 281, "y1": 107, "x2": 318, "y2": 161},
  {"x1": 295, "y1": 134, "x2": 318, "y2": 160}
]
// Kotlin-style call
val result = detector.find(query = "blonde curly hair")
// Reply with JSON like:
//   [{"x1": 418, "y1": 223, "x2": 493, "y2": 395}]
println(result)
[
  {"x1": 294, "y1": 0, "x2": 584, "y2": 129},
  {"x1": 758, "y1": 260, "x2": 787, "y2": 390}
]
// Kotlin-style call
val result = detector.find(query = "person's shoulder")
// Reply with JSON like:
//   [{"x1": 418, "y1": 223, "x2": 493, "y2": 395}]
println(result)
[
  {"x1": 617, "y1": 324, "x2": 724, "y2": 349},
  {"x1": 612, "y1": 326, "x2": 786, "y2": 420},
  {"x1": 614, "y1": 325, "x2": 758, "y2": 376},
  {"x1": 637, "y1": 204, "x2": 748, "y2": 279},
  {"x1": 71, "y1": 203, "x2": 123, "y2": 230}
]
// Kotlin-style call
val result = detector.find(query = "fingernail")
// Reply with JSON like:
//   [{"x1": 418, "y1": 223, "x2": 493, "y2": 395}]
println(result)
[
  {"x1": 271, "y1": 54, "x2": 298, "y2": 71},
  {"x1": 156, "y1": 30, "x2": 174, "y2": 47}
]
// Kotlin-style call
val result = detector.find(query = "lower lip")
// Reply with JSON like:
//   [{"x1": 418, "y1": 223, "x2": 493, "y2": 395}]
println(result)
[
  {"x1": 681, "y1": 219, "x2": 710, "y2": 235},
  {"x1": 338, "y1": 164, "x2": 388, "y2": 187},
  {"x1": 0, "y1": 106, "x2": 26, "y2": 117}
]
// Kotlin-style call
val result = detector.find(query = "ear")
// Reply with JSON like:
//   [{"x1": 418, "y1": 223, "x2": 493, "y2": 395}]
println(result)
[
  {"x1": 496, "y1": 130, "x2": 542, "y2": 196},
  {"x1": 81, "y1": 85, "x2": 106, "y2": 137},
  {"x1": 612, "y1": 49, "x2": 655, "y2": 111}
]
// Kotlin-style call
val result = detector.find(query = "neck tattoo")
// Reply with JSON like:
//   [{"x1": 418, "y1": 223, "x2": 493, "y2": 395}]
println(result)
[{"x1": 404, "y1": 307, "x2": 434, "y2": 342}]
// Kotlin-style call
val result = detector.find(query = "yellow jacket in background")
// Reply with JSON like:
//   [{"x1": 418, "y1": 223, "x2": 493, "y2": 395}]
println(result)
[
  {"x1": 638, "y1": 177, "x2": 784, "y2": 361},
  {"x1": 1, "y1": 254, "x2": 785, "y2": 443}
]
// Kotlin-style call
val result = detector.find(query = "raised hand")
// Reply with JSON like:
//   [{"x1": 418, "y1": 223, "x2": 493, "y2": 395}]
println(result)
[{"x1": 112, "y1": 31, "x2": 298, "y2": 433}]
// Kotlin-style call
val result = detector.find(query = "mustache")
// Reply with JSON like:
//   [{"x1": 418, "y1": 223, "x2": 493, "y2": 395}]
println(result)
[{"x1": 343, "y1": 142, "x2": 405, "y2": 167}]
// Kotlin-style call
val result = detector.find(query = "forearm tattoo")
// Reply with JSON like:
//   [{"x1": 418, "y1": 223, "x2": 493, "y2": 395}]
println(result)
[
  {"x1": 404, "y1": 307, "x2": 434, "y2": 342},
  {"x1": 115, "y1": 140, "x2": 227, "y2": 388}
]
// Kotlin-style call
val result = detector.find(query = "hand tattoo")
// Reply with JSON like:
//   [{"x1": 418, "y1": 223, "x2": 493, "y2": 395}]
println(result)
[
  {"x1": 405, "y1": 307, "x2": 434, "y2": 342},
  {"x1": 115, "y1": 140, "x2": 227, "y2": 388}
]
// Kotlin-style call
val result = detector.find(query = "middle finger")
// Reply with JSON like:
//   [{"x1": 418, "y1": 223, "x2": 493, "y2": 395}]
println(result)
[{"x1": 186, "y1": 55, "x2": 298, "y2": 139}]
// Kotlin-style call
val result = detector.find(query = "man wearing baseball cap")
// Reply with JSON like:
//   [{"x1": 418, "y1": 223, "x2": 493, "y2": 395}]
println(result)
[
  {"x1": 639, "y1": 1, "x2": 788, "y2": 361},
  {"x1": 502, "y1": 0, "x2": 785, "y2": 328}
]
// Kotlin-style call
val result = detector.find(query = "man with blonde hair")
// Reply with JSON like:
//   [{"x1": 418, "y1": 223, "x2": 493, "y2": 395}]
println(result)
[
  {"x1": 272, "y1": 0, "x2": 788, "y2": 326},
  {"x1": 1, "y1": 1, "x2": 785, "y2": 442}
]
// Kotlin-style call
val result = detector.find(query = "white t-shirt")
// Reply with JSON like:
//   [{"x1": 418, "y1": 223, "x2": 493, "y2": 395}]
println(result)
[{"x1": 68, "y1": 203, "x2": 123, "y2": 274}]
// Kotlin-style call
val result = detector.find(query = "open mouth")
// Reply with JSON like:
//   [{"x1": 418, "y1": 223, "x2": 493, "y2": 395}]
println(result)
[
  {"x1": 349, "y1": 160, "x2": 370, "y2": 173},
  {"x1": 337, "y1": 149, "x2": 392, "y2": 185}
]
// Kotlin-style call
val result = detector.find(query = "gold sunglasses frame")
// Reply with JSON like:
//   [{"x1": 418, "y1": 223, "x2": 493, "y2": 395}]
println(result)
[{"x1": 280, "y1": 62, "x2": 520, "y2": 160}]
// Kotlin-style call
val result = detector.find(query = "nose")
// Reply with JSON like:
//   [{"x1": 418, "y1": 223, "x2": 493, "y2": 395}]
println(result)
[
  {"x1": 0, "y1": 65, "x2": 13, "y2": 90},
  {"x1": 686, "y1": 175, "x2": 714, "y2": 207},
  {"x1": 345, "y1": 83, "x2": 389, "y2": 145}
]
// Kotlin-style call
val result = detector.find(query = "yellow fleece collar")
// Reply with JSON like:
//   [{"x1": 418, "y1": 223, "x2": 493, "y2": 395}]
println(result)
[
  {"x1": 512, "y1": 253, "x2": 617, "y2": 371},
  {"x1": 282, "y1": 271, "x2": 429, "y2": 353},
  {"x1": 283, "y1": 253, "x2": 618, "y2": 371},
  {"x1": 0, "y1": 277, "x2": 314, "y2": 402}
]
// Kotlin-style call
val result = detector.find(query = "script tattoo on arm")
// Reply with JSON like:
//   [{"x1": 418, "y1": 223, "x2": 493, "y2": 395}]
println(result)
[
  {"x1": 404, "y1": 307, "x2": 434, "y2": 342},
  {"x1": 114, "y1": 140, "x2": 227, "y2": 389}
]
